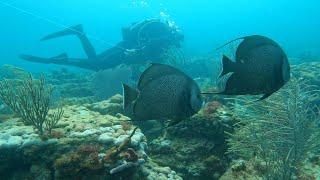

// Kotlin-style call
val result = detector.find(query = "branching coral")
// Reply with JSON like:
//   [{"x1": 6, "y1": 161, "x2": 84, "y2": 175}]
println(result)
[
  {"x1": 227, "y1": 78, "x2": 320, "y2": 179},
  {"x1": 0, "y1": 75, "x2": 63, "y2": 137}
]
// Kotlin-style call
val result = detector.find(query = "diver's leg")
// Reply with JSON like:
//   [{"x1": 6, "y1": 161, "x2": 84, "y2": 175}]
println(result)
[
  {"x1": 41, "y1": 24, "x2": 97, "y2": 59},
  {"x1": 76, "y1": 32, "x2": 97, "y2": 59},
  {"x1": 19, "y1": 54, "x2": 99, "y2": 71}
]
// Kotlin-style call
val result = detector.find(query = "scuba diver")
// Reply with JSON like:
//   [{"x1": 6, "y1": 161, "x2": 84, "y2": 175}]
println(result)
[{"x1": 20, "y1": 19, "x2": 184, "y2": 71}]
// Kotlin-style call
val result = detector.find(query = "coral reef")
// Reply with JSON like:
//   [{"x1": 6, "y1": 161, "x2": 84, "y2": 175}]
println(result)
[
  {"x1": 148, "y1": 100, "x2": 236, "y2": 179},
  {"x1": 1, "y1": 61, "x2": 320, "y2": 179},
  {"x1": 0, "y1": 95, "x2": 182, "y2": 179},
  {"x1": 147, "y1": 62, "x2": 320, "y2": 179},
  {"x1": 46, "y1": 68, "x2": 94, "y2": 99},
  {"x1": 86, "y1": 94, "x2": 124, "y2": 116},
  {"x1": 0, "y1": 64, "x2": 29, "y2": 80},
  {"x1": 45, "y1": 66, "x2": 134, "y2": 102},
  {"x1": 292, "y1": 61, "x2": 320, "y2": 87}
]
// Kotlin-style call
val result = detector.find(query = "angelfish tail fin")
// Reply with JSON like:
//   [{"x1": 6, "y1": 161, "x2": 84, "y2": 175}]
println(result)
[
  {"x1": 219, "y1": 55, "x2": 237, "y2": 77},
  {"x1": 122, "y1": 84, "x2": 139, "y2": 110},
  {"x1": 41, "y1": 24, "x2": 83, "y2": 41}
]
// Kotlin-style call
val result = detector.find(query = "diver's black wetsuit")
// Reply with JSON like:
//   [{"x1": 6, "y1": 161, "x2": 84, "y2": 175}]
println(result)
[{"x1": 20, "y1": 19, "x2": 184, "y2": 71}]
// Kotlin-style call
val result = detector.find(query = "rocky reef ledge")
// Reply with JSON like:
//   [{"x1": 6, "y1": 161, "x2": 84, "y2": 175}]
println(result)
[{"x1": 0, "y1": 94, "x2": 182, "y2": 180}]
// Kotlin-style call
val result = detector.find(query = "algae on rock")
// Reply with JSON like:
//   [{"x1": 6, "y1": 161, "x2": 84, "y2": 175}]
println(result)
[{"x1": 0, "y1": 75, "x2": 63, "y2": 137}]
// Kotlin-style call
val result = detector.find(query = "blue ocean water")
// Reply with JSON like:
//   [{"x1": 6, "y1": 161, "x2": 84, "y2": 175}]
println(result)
[
  {"x1": 0, "y1": 0, "x2": 319, "y2": 72},
  {"x1": 0, "y1": 1, "x2": 320, "y2": 179}
]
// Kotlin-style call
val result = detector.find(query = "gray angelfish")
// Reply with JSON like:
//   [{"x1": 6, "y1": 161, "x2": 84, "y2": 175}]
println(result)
[
  {"x1": 215, "y1": 35, "x2": 290, "y2": 100},
  {"x1": 123, "y1": 63, "x2": 203, "y2": 123}
]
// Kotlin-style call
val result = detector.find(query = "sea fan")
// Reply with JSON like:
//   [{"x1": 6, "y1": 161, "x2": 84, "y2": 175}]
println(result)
[
  {"x1": 92, "y1": 65, "x2": 132, "y2": 100},
  {"x1": 0, "y1": 75, "x2": 63, "y2": 137},
  {"x1": 227, "y1": 78, "x2": 320, "y2": 179}
]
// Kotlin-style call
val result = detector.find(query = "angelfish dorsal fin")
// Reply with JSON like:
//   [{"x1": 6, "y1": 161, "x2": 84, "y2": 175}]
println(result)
[
  {"x1": 122, "y1": 83, "x2": 139, "y2": 110},
  {"x1": 216, "y1": 37, "x2": 245, "y2": 50},
  {"x1": 138, "y1": 63, "x2": 187, "y2": 89}
]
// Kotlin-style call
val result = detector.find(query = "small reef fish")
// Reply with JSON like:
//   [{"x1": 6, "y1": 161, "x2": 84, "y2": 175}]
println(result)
[
  {"x1": 123, "y1": 63, "x2": 203, "y2": 124},
  {"x1": 215, "y1": 35, "x2": 291, "y2": 100}
]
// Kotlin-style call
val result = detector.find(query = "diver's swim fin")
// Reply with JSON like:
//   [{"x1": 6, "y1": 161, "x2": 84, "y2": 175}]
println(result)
[
  {"x1": 20, "y1": 54, "x2": 55, "y2": 63},
  {"x1": 20, "y1": 53, "x2": 68, "y2": 63},
  {"x1": 41, "y1": 24, "x2": 83, "y2": 41},
  {"x1": 40, "y1": 24, "x2": 97, "y2": 59},
  {"x1": 19, "y1": 53, "x2": 99, "y2": 71},
  {"x1": 51, "y1": 53, "x2": 68, "y2": 60}
]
